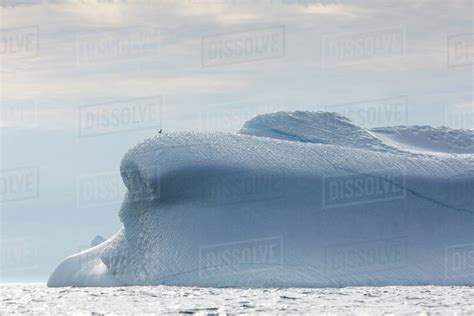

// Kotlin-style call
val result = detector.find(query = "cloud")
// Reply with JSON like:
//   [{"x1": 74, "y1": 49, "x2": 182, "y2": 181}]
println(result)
[{"x1": 0, "y1": 0, "x2": 472, "y2": 131}]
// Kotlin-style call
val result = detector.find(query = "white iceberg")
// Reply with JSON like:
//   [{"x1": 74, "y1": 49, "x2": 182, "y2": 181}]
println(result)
[{"x1": 48, "y1": 111, "x2": 474, "y2": 287}]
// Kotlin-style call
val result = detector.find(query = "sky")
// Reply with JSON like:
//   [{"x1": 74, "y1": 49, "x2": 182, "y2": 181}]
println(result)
[{"x1": 0, "y1": 0, "x2": 473, "y2": 281}]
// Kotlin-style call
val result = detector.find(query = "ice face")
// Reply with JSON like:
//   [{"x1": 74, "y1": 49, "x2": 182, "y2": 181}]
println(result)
[{"x1": 48, "y1": 111, "x2": 474, "y2": 288}]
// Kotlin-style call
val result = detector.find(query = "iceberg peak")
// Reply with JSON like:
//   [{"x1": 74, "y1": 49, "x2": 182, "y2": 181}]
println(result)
[{"x1": 239, "y1": 111, "x2": 394, "y2": 152}]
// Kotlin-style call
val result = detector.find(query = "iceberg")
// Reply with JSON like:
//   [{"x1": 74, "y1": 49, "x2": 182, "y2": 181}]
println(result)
[
  {"x1": 90, "y1": 235, "x2": 106, "y2": 248},
  {"x1": 48, "y1": 111, "x2": 474, "y2": 287}
]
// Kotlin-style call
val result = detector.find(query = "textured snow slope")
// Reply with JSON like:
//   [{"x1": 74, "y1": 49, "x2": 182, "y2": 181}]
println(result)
[
  {"x1": 48, "y1": 111, "x2": 474, "y2": 288},
  {"x1": 371, "y1": 126, "x2": 474, "y2": 154},
  {"x1": 239, "y1": 111, "x2": 397, "y2": 152}
]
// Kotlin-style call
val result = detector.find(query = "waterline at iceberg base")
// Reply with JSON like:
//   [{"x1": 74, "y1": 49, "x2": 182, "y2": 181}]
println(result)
[{"x1": 47, "y1": 111, "x2": 474, "y2": 288}]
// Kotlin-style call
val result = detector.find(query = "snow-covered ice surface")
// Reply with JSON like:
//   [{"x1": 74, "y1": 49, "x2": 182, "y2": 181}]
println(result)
[
  {"x1": 239, "y1": 111, "x2": 396, "y2": 152},
  {"x1": 371, "y1": 126, "x2": 474, "y2": 155},
  {"x1": 48, "y1": 111, "x2": 474, "y2": 288},
  {"x1": 1, "y1": 283, "x2": 473, "y2": 315}
]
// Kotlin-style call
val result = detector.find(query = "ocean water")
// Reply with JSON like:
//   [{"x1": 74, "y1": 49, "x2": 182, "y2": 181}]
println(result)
[{"x1": 0, "y1": 284, "x2": 472, "y2": 315}]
